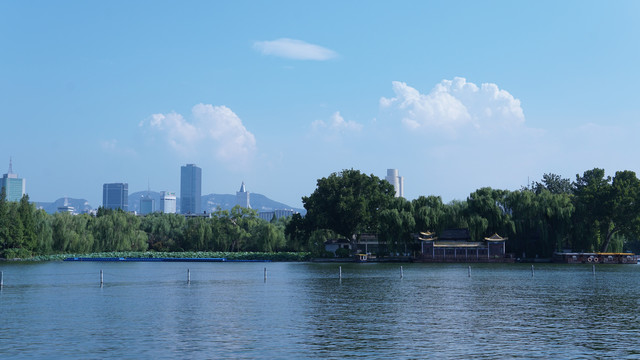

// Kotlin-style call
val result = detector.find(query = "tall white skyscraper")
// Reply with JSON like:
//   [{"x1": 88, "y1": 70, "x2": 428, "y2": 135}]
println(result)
[
  {"x1": 385, "y1": 169, "x2": 404, "y2": 198},
  {"x1": 236, "y1": 181, "x2": 250, "y2": 208}
]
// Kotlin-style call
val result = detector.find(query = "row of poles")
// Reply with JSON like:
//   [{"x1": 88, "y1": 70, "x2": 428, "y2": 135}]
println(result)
[
  {"x1": 338, "y1": 265, "x2": 598, "y2": 279},
  {"x1": 0, "y1": 265, "x2": 601, "y2": 288}
]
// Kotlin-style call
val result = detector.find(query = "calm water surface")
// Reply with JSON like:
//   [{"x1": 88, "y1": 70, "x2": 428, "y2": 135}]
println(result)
[{"x1": 1, "y1": 262, "x2": 639, "y2": 359}]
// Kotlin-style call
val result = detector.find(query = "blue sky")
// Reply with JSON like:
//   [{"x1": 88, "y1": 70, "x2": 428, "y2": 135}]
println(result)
[{"x1": 1, "y1": 1, "x2": 640, "y2": 209}]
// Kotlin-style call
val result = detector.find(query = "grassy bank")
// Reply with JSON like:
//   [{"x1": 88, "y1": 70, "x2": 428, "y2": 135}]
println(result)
[{"x1": 22, "y1": 251, "x2": 312, "y2": 262}]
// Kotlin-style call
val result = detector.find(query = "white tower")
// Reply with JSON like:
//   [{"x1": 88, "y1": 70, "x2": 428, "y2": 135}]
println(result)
[
  {"x1": 236, "y1": 182, "x2": 250, "y2": 208},
  {"x1": 385, "y1": 169, "x2": 404, "y2": 198}
]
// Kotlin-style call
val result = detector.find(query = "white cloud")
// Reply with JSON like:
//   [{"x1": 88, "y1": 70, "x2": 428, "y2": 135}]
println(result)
[
  {"x1": 312, "y1": 111, "x2": 363, "y2": 133},
  {"x1": 253, "y1": 38, "x2": 338, "y2": 60},
  {"x1": 145, "y1": 104, "x2": 256, "y2": 168},
  {"x1": 100, "y1": 139, "x2": 137, "y2": 157},
  {"x1": 380, "y1": 77, "x2": 525, "y2": 135}
]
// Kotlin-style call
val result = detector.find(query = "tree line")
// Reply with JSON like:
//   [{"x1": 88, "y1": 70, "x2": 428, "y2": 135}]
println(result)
[
  {"x1": 287, "y1": 168, "x2": 640, "y2": 258},
  {"x1": 2, "y1": 167, "x2": 640, "y2": 259},
  {"x1": 0, "y1": 188, "x2": 294, "y2": 259}
]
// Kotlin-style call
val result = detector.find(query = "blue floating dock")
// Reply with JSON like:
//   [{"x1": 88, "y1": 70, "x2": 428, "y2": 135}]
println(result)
[{"x1": 64, "y1": 257, "x2": 227, "y2": 262}]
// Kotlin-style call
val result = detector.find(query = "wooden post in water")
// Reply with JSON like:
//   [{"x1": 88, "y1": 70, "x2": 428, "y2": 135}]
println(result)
[
  {"x1": 187, "y1": 269, "x2": 191, "y2": 284},
  {"x1": 100, "y1": 269, "x2": 104, "y2": 287},
  {"x1": 531, "y1": 265, "x2": 535, "y2": 277},
  {"x1": 468, "y1": 266, "x2": 471, "y2": 277},
  {"x1": 264, "y1": 267, "x2": 267, "y2": 282},
  {"x1": 1, "y1": 271, "x2": 3, "y2": 289},
  {"x1": 339, "y1": 266, "x2": 342, "y2": 279},
  {"x1": 400, "y1": 266, "x2": 404, "y2": 279}
]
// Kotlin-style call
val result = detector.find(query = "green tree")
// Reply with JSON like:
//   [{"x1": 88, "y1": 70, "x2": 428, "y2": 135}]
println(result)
[
  {"x1": 572, "y1": 168, "x2": 612, "y2": 251},
  {"x1": 412, "y1": 196, "x2": 446, "y2": 234},
  {"x1": 466, "y1": 187, "x2": 514, "y2": 237},
  {"x1": 18, "y1": 195, "x2": 37, "y2": 253},
  {"x1": 284, "y1": 213, "x2": 312, "y2": 252},
  {"x1": 534, "y1": 173, "x2": 573, "y2": 195},
  {"x1": 600, "y1": 170, "x2": 640, "y2": 252},
  {"x1": 379, "y1": 197, "x2": 415, "y2": 254},
  {"x1": 33, "y1": 209, "x2": 53, "y2": 254},
  {"x1": 302, "y1": 169, "x2": 395, "y2": 242}
]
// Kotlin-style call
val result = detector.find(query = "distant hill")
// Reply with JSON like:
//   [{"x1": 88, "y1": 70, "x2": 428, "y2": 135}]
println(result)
[
  {"x1": 35, "y1": 192, "x2": 304, "y2": 215},
  {"x1": 128, "y1": 191, "x2": 305, "y2": 215},
  {"x1": 36, "y1": 198, "x2": 93, "y2": 214}
]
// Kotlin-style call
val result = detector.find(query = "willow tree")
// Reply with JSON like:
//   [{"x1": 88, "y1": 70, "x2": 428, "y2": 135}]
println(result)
[
  {"x1": 378, "y1": 197, "x2": 415, "y2": 254},
  {"x1": 466, "y1": 187, "x2": 514, "y2": 237},
  {"x1": 600, "y1": 170, "x2": 640, "y2": 252},
  {"x1": 412, "y1": 195, "x2": 446, "y2": 234},
  {"x1": 572, "y1": 168, "x2": 640, "y2": 252}
]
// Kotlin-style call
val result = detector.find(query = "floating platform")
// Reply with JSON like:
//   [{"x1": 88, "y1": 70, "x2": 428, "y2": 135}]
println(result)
[{"x1": 64, "y1": 257, "x2": 227, "y2": 262}]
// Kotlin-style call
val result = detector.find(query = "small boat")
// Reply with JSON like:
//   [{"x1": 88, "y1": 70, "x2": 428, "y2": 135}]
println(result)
[{"x1": 355, "y1": 253, "x2": 368, "y2": 262}]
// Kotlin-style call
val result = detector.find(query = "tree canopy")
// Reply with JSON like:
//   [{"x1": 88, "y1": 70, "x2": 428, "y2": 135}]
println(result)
[{"x1": 301, "y1": 169, "x2": 395, "y2": 240}]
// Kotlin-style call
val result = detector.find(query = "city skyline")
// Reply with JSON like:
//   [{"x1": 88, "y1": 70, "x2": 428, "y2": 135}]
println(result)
[{"x1": 2, "y1": 2, "x2": 640, "y2": 209}]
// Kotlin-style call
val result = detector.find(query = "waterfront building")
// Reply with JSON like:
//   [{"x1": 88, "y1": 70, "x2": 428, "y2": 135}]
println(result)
[
  {"x1": 102, "y1": 183, "x2": 128, "y2": 211},
  {"x1": 160, "y1": 191, "x2": 176, "y2": 214},
  {"x1": 1, "y1": 159, "x2": 26, "y2": 202},
  {"x1": 385, "y1": 169, "x2": 404, "y2": 198},
  {"x1": 140, "y1": 195, "x2": 154, "y2": 215},
  {"x1": 180, "y1": 164, "x2": 201, "y2": 214},
  {"x1": 417, "y1": 229, "x2": 511, "y2": 262},
  {"x1": 236, "y1": 181, "x2": 250, "y2": 208}
]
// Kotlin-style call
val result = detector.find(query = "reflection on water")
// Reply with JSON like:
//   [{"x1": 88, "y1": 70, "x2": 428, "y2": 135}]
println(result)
[{"x1": 1, "y1": 262, "x2": 639, "y2": 359}]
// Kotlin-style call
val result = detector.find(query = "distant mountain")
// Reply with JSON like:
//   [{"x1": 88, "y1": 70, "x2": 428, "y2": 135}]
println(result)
[
  {"x1": 35, "y1": 192, "x2": 304, "y2": 215},
  {"x1": 36, "y1": 198, "x2": 93, "y2": 214},
  {"x1": 128, "y1": 191, "x2": 305, "y2": 215},
  {"x1": 201, "y1": 193, "x2": 305, "y2": 215}
]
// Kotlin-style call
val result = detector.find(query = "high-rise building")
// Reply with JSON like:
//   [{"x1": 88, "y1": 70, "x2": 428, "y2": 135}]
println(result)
[
  {"x1": 385, "y1": 169, "x2": 404, "y2": 198},
  {"x1": 180, "y1": 164, "x2": 201, "y2": 214},
  {"x1": 160, "y1": 191, "x2": 176, "y2": 214},
  {"x1": 1, "y1": 158, "x2": 26, "y2": 202},
  {"x1": 103, "y1": 183, "x2": 128, "y2": 211},
  {"x1": 140, "y1": 195, "x2": 154, "y2": 215},
  {"x1": 236, "y1": 181, "x2": 250, "y2": 208}
]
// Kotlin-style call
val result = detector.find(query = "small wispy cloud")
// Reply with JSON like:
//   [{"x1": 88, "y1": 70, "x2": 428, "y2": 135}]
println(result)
[
  {"x1": 312, "y1": 111, "x2": 363, "y2": 133},
  {"x1": 100, "y1": 139, "x2": 137, "y2": 157},
  {"x1": 143, "y1": 104, "x2": 256, "y2": 169},
  {"x1": 253, "y1": 38, "x2": 338, "y2": 60},
  {"x1": 380, "y1": 77, "x2": 525, "y2": 135}
]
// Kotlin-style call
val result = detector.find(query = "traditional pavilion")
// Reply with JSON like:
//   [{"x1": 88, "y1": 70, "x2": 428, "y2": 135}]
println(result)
[{"x1": 417, "y1": 229, "x2": 511, "y2": 262}]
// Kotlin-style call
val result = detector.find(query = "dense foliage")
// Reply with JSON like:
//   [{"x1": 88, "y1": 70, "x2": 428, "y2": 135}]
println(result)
[
  {"x1": 288, "y1": 168, "x2": 640, "y2": 258},
  {"x1": 0, "y1": 191, "x2": 304, "y2": 258},
  {"x1": 2, "y1": 167, "x2": 640, "y2": 260}
]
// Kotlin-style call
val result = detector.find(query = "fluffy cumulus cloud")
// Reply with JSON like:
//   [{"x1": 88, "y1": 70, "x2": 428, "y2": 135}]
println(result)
[
  {"x1": 145, "y1": 104, "x2": 256, "y2": 167},
  {"x1": 312, "y1": 111, "x2": 363, "y2": 133},
  {"x1": 253, "y1": 38, "x2": 338, "y2": 60},
  {"x1": 380, "y1": 77, "x2": 525, "y2": 134}
]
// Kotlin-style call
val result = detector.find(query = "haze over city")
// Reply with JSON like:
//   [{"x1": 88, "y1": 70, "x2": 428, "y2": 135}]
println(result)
[{"x1": 2, "y1": 1, "x2": 639, "y2": 208}]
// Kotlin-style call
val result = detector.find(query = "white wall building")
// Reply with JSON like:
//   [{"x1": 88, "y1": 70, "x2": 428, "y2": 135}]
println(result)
[{"x1": 160, "y1": 191, "x2": 177, "y2": 214}]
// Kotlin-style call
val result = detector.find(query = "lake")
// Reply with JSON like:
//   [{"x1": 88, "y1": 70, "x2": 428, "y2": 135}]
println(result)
[{"x1": 1, "y1": 261, "x2": 639, "y2": 359}]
